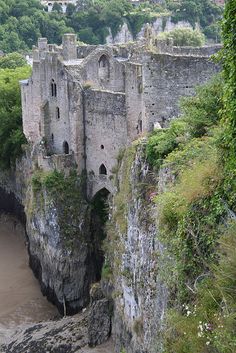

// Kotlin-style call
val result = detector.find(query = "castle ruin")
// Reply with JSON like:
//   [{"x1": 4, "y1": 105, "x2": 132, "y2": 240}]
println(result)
[{"x1": 20, "y1": 34, "x2": 221, "y2": 198}]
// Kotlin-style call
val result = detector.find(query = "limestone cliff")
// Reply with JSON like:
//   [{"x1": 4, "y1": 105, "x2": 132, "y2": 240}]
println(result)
[
  {"x1": 102, "y1": 140, "x2": 169, "y2": 353},
  {"x1": 106, "y1": 16, "x2": 193, "y2": 45},
  {"x1": 0, "y1": 140, "x2": 172, "y2": 352},
  {"x1": 0, "y1": 147, "x2": 106, "y2": 316}
]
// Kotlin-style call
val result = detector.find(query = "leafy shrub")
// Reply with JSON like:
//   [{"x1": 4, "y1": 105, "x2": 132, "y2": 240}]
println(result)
[
  {"x1": 157, "y1": 28, "x2": 205, "y2": 47},
  {"x1": 163, "y1": 222, "x2": 236, "y2": 353}
]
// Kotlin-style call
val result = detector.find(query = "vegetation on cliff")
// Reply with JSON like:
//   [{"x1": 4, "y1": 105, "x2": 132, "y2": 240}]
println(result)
[
  {"x1": 166, "y1": 0, "x2": 222, "y2": 40},
  {"x1": 32, "y1": 169, "x2": 88, "y2": 248},
  {"x1": 0, "y1": 62, "x2": 31, "y2": 168},
  {"x1": 145, "y1": 1, "x2": 236, "y2": 351},
  {"x1": 0, "y1": 0, "x2": 223, "y2": 53}
]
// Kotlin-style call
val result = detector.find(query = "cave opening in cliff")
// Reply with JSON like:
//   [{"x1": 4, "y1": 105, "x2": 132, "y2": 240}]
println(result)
[
  {"x1": 90, "y1": 188, "x2": 110, "y2": 282},
  {"x1": 0, "y1": 186, "x2": 26, "y2": 224}
]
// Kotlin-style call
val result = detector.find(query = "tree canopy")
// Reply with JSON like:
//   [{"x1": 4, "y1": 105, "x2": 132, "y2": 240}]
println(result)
[
  {"x1": 0, "y1": 65, "x2": 31, "y2": 167},
  {"x1": 0, "y1": 0, "x2": 223, "y2": 53}
]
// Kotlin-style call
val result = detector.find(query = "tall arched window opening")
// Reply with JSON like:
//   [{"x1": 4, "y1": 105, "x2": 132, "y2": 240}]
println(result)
[
  {"x1": 99, "y1": 164, "x2": 107, "y2": 175},
  {"x1": 51, "y1": 79, "x2": 57, "y2": 97}
]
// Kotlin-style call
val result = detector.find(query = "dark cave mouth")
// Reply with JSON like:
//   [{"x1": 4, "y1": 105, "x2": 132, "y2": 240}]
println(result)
[
  {"x1": 90, "y1": 188, "x2": 110, "y2": 282},
  {"x1": 0, "y1": 186, "x2": 26, "y2": 225}
]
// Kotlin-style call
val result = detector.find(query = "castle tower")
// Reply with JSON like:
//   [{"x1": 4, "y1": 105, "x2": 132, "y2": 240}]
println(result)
[{"x1": 62, "y1": 34, "x2": 77, "y2": 61}]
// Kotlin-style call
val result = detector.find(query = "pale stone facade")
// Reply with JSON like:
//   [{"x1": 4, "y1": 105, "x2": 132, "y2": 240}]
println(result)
[
  {"x1": 21, "y1": 34, "x2": 221, "y2": 199},
  {"x1": 41, "y1": 0, "x2": 77, "y2": 13}
]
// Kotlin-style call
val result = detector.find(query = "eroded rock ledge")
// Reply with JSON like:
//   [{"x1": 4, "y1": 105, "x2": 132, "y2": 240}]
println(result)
[{"x1": 1, "y1": 285, "x2": 112, "y2": 353}]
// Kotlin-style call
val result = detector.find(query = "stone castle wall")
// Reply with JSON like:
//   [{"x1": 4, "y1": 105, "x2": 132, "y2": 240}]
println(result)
[
  {"x1": 85, "y1": 89, "x2": 127, "y2": 198},
  {"x1": 21, "y1": 34, "x2": 221, "y2": 199},
  {"x1": 141, "y1": 52, "x2": 220, "y2": 129}
]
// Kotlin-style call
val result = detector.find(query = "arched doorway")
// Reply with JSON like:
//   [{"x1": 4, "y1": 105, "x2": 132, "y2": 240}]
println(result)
[
  {"x1": 63, "y1": 141, "x2": 69, "y2": 154},
  {"x1": 90, "y1": 188, "x2": 110, "y2": 282}
]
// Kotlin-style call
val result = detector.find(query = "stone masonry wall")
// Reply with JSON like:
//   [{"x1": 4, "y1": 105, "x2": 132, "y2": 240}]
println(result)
[
  {"x1": 141, "y1": 52, "x2": 221, "y2": 129},
  {"x1": 85, "y1": 89, "x2": 127, "y2": 198}
]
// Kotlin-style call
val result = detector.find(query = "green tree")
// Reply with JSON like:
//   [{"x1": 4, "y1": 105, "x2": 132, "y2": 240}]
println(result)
[
  {"x1": 66, "y1": 3, "x2": 76, "y2": 17},
  {"x1": 0, "y1": 66, "x2": 31, "y2": 167},
  {"x1": 52, "y1": 2, "x2": 63, "y2": 13},
  {"x1": 0, "y1": 52, "x2": 27, "y2": 69},
  {"x1": 78, "y1": 27, "x2": 99, "y2": 44}
]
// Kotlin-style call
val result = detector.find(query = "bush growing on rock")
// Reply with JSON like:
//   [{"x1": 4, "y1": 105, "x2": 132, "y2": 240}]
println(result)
[{"x1": 157, "y1": 28, "x2": 206, "y2": 47}]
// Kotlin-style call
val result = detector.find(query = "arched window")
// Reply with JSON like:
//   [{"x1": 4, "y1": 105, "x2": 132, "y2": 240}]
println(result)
[
  {"x1": 99, "y1": 164, "x2": 107, "y2": 175},
  {"x1": 98, "y1": 55, "x2": 110, "y2": 80},
  {"x1": 51, "y1": 79, "x2": 57, "y2": 97},
  {"x1": 99, "y1": 55, "x2": 108, "y2": 68},
  {"x1": 63, "y1": 141, "x2": 69, "y2": 154},
  {"x1": 51, "y1": 133, "x2": 54, "y2": 143}
]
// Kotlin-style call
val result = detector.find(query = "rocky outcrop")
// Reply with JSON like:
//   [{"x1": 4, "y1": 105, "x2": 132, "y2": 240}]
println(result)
[
  {"x1": 0, "y1": 296, "x2": 113, "y2": 353},
  {"x1": 4, "y1": 314, "x2": 88, "y2": 353},
  {"x1": 88, "y1": 284, "x2": 112, "y2": 347},
  {"x1": 104, "y1": 141, "x2": 168, "y2": 353},
  {"x1": 2, "y1": 286, "x2": 113, "y2": 353},
  {"x1": 0, "y1": 147, "x2": 107, "y2": 316},
  {"x1": 0, "y1": 141, "x2": 169, "y2": 353},
  {"x1": 106, "y1": 16, "x2": 193, "y2": 45}
]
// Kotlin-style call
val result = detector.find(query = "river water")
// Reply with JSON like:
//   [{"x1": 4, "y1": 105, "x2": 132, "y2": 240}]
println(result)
[
  {"x1": 0, "y1": 214, "x2": 58, "y2": 343},
  {"x1": 0, "y1": 214, "x2": 115, "y2": 353}
]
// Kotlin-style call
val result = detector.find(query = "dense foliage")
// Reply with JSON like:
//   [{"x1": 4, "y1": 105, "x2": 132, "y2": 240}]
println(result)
[
  {"x1": 220, "y1": 0, "x2": 236, "y2": 174},
  {"x1": 0, "y1": 65, "x2": 31, "y2": 168},
  {"x1": 146, "y1": 72, "x2": 236, "y2": 352},
  {"x1": 166, "y1": 0, "x2": 223, "y2": 40},
  {"x1": 0, "y1": 0, "x2": 223, "y2": 53},
  {"x1": 146, "y1": 2, "x2": 236, "y2": 352},
  {"x1": 0, "y1": 52, "x2": 27, "y2": 69}
]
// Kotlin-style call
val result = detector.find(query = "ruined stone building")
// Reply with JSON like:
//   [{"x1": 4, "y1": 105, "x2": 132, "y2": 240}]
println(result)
[{"x1": 20, "y1": 34, "x2": 220, "y2": 198}]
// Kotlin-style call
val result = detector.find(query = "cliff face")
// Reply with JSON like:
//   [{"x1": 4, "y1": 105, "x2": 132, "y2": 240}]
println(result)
[
  {"x1": 103, "y1": 141, "x2": 168, "y2": 353},
  {"x1": 0, "y1": 148, "x2": 106, "y2": 316},
  {"x1": 26, "y1": 187, "x2": 91, "y2": 314},
  {"x1": 106, "y1": 16, "x2": 193, "y2": 45},
  {"x1": 0, "y1": 141, "x2": 169, "y2": 352}
]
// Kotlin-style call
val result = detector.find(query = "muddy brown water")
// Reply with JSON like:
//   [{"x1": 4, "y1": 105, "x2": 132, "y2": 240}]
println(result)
[
  {"x1": 0, "y1": 214, "x2": 115, "y2": 352},
  {"x1": 0, "y1": 214, "x2": 58, "y2": 342}
]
